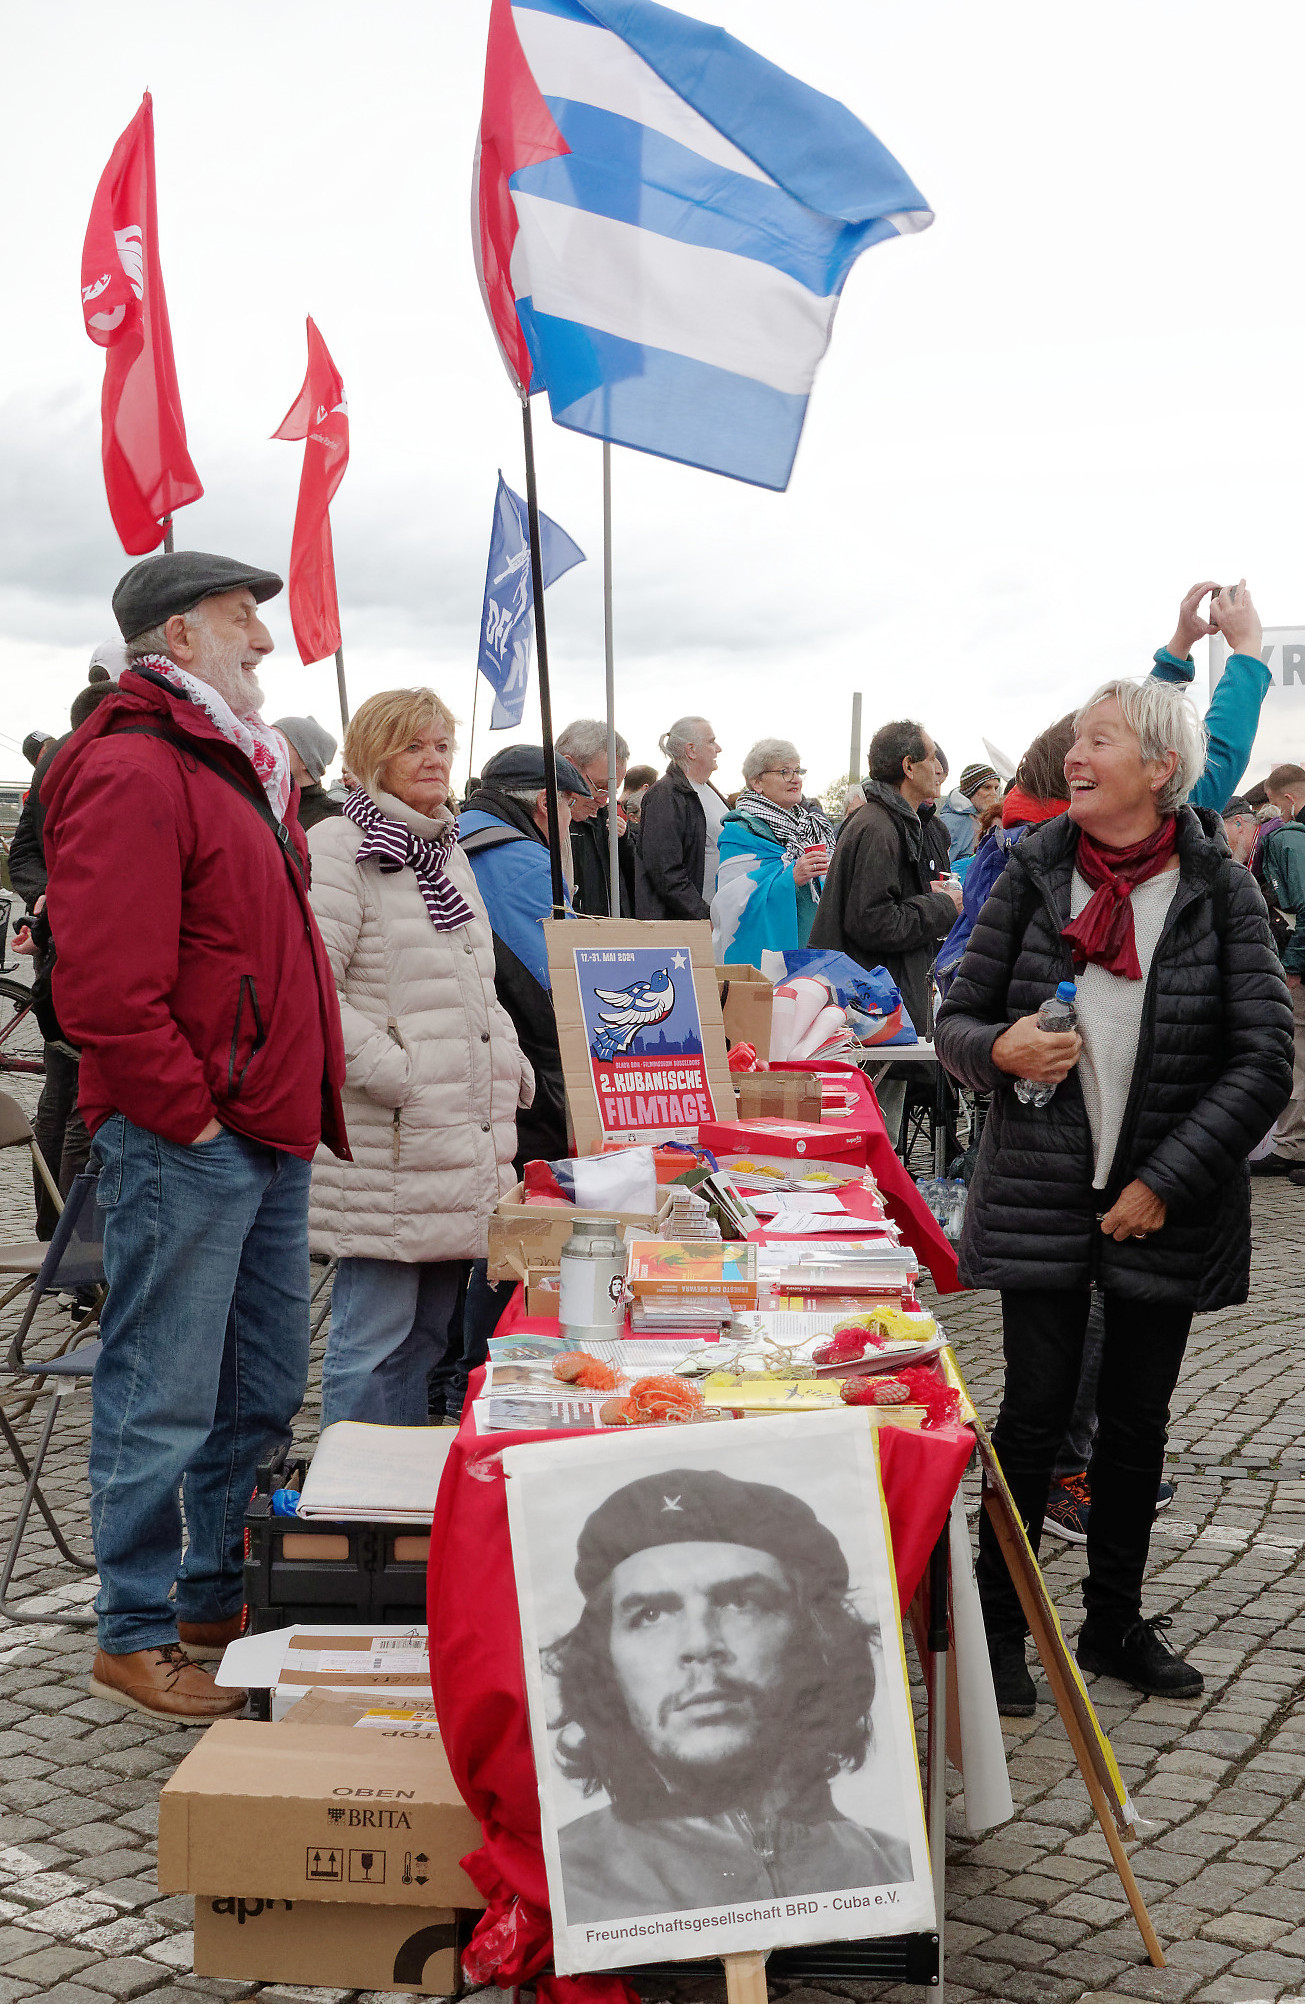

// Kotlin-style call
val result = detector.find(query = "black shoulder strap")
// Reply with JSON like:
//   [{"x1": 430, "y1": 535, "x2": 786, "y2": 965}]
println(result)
[{"x1": 114, "y1": 724, "x2": 307, "y2": 893}]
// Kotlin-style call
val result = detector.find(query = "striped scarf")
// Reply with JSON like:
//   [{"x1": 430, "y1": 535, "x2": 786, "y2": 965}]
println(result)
[
  {"x1": 344, "y1": 789, "x2": 475, "y2": 932},
  {"x1": 735, "y1": 788, "x2": 836, "y2": 860}
]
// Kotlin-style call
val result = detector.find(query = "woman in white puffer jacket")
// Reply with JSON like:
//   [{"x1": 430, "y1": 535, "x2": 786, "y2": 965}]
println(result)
[{"x1": 308, "y1": 687, "x2": 533, "y2": 1425}]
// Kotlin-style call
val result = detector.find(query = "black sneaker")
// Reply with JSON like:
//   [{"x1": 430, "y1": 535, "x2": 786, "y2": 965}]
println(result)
[
  {"x1": 1154, "y1": 1478, "x2": 1176, "y2": 1513},
  {"x1": 988, "y1": 1635, "x2": 1036, "y2": 1717},
  {"x1": 1076, "y1": 1613, "x2": 1204, "y2": 1698},
  {"x1": 1043, "y1": 1471, "x2": 1091, "y2": 1545}
]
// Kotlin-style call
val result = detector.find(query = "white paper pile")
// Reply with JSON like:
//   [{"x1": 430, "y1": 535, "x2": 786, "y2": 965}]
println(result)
[{"x1": 295, "y1": 1422, "x2": 457, "y2": 1524}]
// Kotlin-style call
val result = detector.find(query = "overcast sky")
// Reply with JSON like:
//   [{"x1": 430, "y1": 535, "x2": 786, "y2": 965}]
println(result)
[{"x1": 3, "y1": 0, "x2": 1304, "y2": 793}]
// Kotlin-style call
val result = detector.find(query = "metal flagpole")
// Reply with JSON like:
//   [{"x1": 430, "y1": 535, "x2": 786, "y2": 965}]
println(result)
[
  {"x1": 162, "y1": 516, "x2": 174, "y2": 554},
  {"x1": 603, "y1": 441, "x2": 620, "y2": 917},
  {"x1": 849, "y1": 690, "x2": 862, "y2": 795},
  {"x1": 521, "y1": 400, "x2": 567, "y2": 917},
  {"x1": 465, "y1": 670, "x2": 482, "y2": 801},
  {"x1": 334, "y1": 646, "x2": 350, "y2": 733}
]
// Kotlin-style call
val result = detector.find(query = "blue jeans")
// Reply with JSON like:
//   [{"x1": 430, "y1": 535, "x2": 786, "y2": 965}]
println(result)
[
  {"x1": 321, "y1": 1257, "x2": 469, "y2": 1428},
  {"x1": 90, "y1": 1116, "x2": 312, "y2": 1654}
]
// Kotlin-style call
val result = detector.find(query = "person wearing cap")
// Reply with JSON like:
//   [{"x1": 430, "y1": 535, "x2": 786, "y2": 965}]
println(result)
[
  {"x1": 305, "y1": 688, "x2": 532, "y2": 1426},
  {"x1": 939, "y1": 763, "x2": 1001, "y2": 865},
  {"x1": 545, "y1": 1467, "x2": 911, "y2": 1922},
  {"x1": 41, "y1": 550, "x2": 348, "y2": 1724},
  {"x1": 274, "y1": 713, "x2": 343, "y2": 833},
  {"x1": 458, "y1": 744, "x2": 590, "y2": 1172}
]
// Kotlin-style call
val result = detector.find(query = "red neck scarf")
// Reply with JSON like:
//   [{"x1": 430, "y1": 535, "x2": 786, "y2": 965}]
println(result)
[
  {"x1": 1062, "y1": 818, "x2": 1179, "y2": 979},
  {"x1": 1001, "y1": 785, "x2": 1066, "y2": 828}
]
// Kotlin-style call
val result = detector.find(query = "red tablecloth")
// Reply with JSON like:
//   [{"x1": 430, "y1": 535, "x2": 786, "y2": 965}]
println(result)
[
  {"x1": 701, "y1": 1060, "x2": 961, "y2": 1293},
  {"x1": 427, "y1": 1337, "x2": 974, "y2": 2002}
]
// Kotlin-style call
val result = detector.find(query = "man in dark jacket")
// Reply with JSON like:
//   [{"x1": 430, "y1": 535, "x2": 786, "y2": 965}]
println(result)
[
  {"x1": 556, "y1": 718, "x2": 636, "y2": 916},
  {"x1": 9, "y1": 679, "x2": 116, "y2": 1235},
  {"x1": 1249, "y1": 762, "x2": 1305, "y2": 1182},
  {"x1": 273, "y1": 713, "x2": 343, "y2": 833},
  {"x1": 810, "y1": 720, "x2": 961, "y2": 1044},
  {"x1": 43, "y1": 550, "x2": 348, "y2": 1724},
  {"x1": 935, "y1": 683, "x2": 1292, "y2": 1708}
]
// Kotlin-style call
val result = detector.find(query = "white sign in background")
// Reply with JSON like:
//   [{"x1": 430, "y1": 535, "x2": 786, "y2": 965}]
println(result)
[{"x1": 1210, "y1": 626, "x2": 1305, "y2": 774}]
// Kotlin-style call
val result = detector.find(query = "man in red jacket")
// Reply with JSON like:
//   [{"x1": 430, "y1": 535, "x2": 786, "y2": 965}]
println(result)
[{"x1": 43, "y1": 550, "x2": 348, "y2": 1722}]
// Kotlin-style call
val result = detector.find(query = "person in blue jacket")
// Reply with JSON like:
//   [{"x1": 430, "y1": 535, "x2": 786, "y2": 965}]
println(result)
[{"x1": 937, "y1": 581, "x2": 1271, "y2": 992}]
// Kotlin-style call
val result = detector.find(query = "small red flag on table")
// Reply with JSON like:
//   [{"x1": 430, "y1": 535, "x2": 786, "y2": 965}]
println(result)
[
  {"x1": 272, "y1": 318, "x2": 349, "y2": 667},
  {"x1": 80, "y1": 92, "x2": 202, "y2": 555}
]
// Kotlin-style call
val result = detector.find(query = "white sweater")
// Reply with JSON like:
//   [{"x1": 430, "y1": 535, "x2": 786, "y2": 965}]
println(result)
[{"x1": 1070, "y1": 865, "x2": 1180, "y2": 1189}]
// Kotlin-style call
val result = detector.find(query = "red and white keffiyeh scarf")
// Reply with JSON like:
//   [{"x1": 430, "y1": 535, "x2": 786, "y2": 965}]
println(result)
[{"x1": 139, "y1": 654, "x2": 292, "y2": 821}]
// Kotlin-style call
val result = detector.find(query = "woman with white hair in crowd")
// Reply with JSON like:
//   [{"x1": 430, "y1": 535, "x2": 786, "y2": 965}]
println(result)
[
  {"x1": 633, "y1": 716, "x2": 729, "y2": 919},
  {"x1": 936, "y1": 676, "x2": 1293, "y2": 1711},
  {"x1": 713, "y1": 738, "x2": 835, "y2": 963}
]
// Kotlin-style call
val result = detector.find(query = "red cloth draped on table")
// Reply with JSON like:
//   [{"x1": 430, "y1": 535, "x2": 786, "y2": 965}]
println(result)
[{"x1": 428, "y1": 1389, "x2": 973, "y2": 2003}]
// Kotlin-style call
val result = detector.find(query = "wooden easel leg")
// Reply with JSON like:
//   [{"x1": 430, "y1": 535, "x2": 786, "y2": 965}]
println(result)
[
  {"x1": 723, "y1": 1949, "x2": 768, "y2": 2004},
  {"x1": 983, "y1": 1494, "x2": 1166, "y2": 1968}
]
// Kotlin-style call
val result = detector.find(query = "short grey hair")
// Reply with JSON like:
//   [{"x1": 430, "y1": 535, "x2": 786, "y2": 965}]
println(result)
[
  {"x1": 1074, "y1": 678, "x2": 1207, "y2": 813},
  {"x1": 556, "y1": 720, "x2": 629, "y2": 768},
  {"x1": 742, "y1": 738, "x2": 800, "y2": 785},
  {"x1": 659, "y1": 716, "x2": 711, "y2": 763},
  {"x1": 499, "y1": 785, "x2": 585, "y2": 811},
  {"x1": 125, "y1": 597, "x2": 213, "y2": 664}
]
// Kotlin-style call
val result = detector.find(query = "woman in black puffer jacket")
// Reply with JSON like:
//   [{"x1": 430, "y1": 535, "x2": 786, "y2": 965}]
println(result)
[{"x1": 936, "y1": 676, "x2": 1292, "y2": 1711}]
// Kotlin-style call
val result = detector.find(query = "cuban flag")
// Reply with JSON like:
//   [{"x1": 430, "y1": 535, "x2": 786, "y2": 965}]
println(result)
[{"x1": 473, "y1": 0, "x2": 933, "y2": 491}]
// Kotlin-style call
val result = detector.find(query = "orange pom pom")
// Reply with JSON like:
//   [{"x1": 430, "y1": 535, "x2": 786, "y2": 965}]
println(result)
[
  {"x1": 552, "y1": 1352, "x2": 621, "y2": 1391},
  {"x1": 625, "y1": 1375, "x2": 707, "y2": 1424},
  {"x1": 600, "y1": 1397, "x2": 636, "y2": 1426}
]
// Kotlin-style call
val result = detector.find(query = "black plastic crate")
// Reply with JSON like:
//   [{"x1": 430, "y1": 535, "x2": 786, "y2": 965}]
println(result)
[{"x1": 242, "y1": 1444, "x2": 430, "y2": 1635}]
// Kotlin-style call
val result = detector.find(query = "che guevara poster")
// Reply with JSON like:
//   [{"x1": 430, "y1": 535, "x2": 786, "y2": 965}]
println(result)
[
  {"x1": 573, "y1": 944, "x2": 720, "y2": 1144},
  {"x1": 504, "y1": 1411, "x2": 935, "y2": 1974}
]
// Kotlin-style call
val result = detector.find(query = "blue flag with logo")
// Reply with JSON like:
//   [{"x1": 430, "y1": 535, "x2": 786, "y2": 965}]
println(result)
[{"x1": 477, "y1": 472, "x2": 585, "y2": 729}]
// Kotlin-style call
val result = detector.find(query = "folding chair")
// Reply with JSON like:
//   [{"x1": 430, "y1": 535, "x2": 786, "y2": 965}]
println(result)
[
  {"x1": 0, "y1": 1090, "x2": 64, "y2": 1313},
  {"x1": 0, "y1": 1165, "x2": 104, "y2": 1627}
]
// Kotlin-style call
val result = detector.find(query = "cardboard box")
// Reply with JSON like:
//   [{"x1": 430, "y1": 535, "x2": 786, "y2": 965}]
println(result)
[
  {"x1": 486, "y1": 1184, "x2": 671, "y2": 1285},
  {"x1": 283, "y1": 1689, "x2": 442, "y2": 1736},
  {"x1": 525, "y1": 1264, "x2": 561, "y2": 1317},
  {"x1": 217, "y1": 1624, "x2": 434, "y2": 1721},
  {"x1": 716, "y1": 963, "x2": 773, "y2": 1054},
  {"x1": 193, "y1": 1893, "x2": 469, "y2": 1994},
  {"x1": 734, "y1": 1070, "x2": 824, "y2": 1122},
  {"x1": 546, "y1": 917, "x2": 737, "y2": 1153},
  {"x1": 158, "y1": 1720, "x2": 483, "y2": 1907}
]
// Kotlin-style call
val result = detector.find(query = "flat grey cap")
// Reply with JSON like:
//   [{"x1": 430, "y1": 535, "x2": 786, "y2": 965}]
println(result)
[
  {"x1": 274, "y1": 714, "x2": 337, "y2": 782},
  {"x1": 113, "y1": 550, "x2": 283, "y2": 642},
  {"x1": 481, "y1": 744, "x2": 591, "y2": 796}
]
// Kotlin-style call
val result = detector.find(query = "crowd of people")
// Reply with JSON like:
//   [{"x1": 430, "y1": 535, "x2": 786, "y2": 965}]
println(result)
[{"x1": 7, "y1": 554, "x2": 1302, "y2": 1730}]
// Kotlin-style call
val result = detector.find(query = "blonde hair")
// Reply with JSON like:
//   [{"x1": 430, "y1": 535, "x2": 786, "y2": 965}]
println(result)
[{"x1": 344, "y1": 688, "x2": 457, "y2": 796}]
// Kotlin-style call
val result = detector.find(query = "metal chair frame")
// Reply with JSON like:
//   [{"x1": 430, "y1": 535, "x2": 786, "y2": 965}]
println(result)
[{"x1": 0, "y1": 1167, "x2": 104, "y2": 1627}]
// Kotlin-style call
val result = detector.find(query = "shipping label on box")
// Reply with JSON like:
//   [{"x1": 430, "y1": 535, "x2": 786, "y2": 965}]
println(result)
[
  {"x1": 158, "y1": 1720, "x2": 483, "y2": 1907},
  {"x1": 194, "y1": 1894, "x2": 470, "y2": 1994},
  {"x1": 283, "y1": 1689, "x2": 442, "y2": 1737}
]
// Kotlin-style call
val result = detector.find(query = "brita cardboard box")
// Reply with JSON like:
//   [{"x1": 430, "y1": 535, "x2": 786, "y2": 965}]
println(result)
[
  {"x1": 193, "y1": 1895, "x2": 470, "y2": 1994},
  {"x1": 158, "y1": 1719, "x2": 483, "y2": 1908}
]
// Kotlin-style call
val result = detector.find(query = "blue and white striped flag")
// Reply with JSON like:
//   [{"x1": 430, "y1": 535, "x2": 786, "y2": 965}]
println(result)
[{"x1": 475, "y1": 0, "x2": 933, "y2": 491}]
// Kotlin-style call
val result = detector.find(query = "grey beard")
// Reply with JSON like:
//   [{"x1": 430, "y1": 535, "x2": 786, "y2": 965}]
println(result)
[{"x1": 190, "y1": 634, "x2": 265, "y2": 716}]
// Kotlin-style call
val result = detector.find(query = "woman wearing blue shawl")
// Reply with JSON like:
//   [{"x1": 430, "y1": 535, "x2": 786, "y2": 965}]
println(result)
[{"x1": 713, "y1": 740, "x2": 836, "y2": 964}]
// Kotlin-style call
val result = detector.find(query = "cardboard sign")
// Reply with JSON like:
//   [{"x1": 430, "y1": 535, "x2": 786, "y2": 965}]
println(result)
[{"x1": 546, "y1": 919, "x2": 735, "y2": 1155}]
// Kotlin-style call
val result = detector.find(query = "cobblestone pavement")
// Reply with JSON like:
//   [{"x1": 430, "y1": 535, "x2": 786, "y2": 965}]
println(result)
[{"x1": 0, "y1": 1064, "x2": 1302, "y2": 2002}]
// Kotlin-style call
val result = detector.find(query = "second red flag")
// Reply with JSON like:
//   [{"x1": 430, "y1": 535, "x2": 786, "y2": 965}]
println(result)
[{"x1": 273, "y1": 318, "x2": 349, "y2": 667}]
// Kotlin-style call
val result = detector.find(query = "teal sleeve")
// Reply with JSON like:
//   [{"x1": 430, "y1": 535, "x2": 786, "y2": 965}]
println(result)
[
  {"x1": 1150, "y1": 646, "x2": 1195, "y2": 685},
  {"x1": 1188, "y1": 652, "x2": 1272, "y2": 812}
]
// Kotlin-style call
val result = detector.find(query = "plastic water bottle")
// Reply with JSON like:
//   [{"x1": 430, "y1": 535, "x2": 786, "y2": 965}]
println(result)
[
  {"x1": 1014, "y1": 981, "x2": 1078, "y2": 1108},
  {"x1": 945, "y1": 1180, "x2": 968, "y2": 1240}
]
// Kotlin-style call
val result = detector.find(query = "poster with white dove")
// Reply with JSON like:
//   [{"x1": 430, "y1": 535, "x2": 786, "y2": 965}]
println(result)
[{"x1": 574, "y1": 946, "x2": 720, "y2": 1144}]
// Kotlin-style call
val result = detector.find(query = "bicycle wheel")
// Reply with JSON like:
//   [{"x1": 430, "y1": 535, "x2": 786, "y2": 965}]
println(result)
[{"x1": 0, "y1": 977, "x2": 45, "y2": 1076}]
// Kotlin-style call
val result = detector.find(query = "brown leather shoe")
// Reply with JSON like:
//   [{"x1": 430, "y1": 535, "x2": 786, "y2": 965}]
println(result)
[
  {"x1": 89, "y1": 1643, "x2": 247, "y2": 1721},
  {"x1": 177, "y1": 1613, "x2": 245, "y2": 1662}
]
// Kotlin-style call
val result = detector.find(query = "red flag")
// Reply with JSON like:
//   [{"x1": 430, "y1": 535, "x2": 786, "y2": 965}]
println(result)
[
  {"x1": 80, "y1": 93, "x2": 203, "y2": 555},
  {"x1": 272, "y1": 319, "x2": 349, "y2": 666}
]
